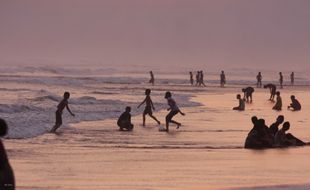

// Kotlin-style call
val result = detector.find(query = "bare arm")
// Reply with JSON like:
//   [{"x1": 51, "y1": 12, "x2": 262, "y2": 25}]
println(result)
[
  {"x1": 178, "y1": 109, "x2": 185, "y2": 116},
  {"x1": 66, "y1": 104, "x2": 75, "y2": 116},
  {"x1": 137, "y1": 98, "x2": 146, "y2": 108}
]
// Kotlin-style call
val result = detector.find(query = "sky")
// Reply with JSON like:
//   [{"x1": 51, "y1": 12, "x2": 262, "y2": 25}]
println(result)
[{"x1": 1, "y1": 0, "x2": 310, "y2": 71}]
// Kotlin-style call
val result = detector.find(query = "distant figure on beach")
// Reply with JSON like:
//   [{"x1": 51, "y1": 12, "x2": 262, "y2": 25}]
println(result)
[
  {"x1": 195, "y1": 71, "x2": 200, "y2": 86},
  {"x1": 233, "y1": 94, "x2": 245, "y2": 111},
  {"x1": 137, "y1": 89, "x2": 161, "y2": 126},
  {"x1": 149, "y1": 71, "x2": 155, "y2": 85},
  {"x1": 264, "y1": 83, "x2": 277, "y2": 101},
  {"x1": 0, "y1": 119, "x2": 15, "y2": 190},
  {"x1": 269, "y1": 115, "x2": 284, "y2": 137},
  {"x1": 117, "y1": 106, "x2": 134, "y2": 131},
  {"x1": 50, "y1": 92, "x2": 75, "y2": 133},
  {"x1": 279, "y1": 72, "x2": 283, "y2": 89},
  {"x1": 220, "y1": 71, "x2": 226, "y2": 87},
  {"x1": 272, "y1": 91, "x2": 282, "y2": 111},
  {"x1": 274, "y1": 122, "x2": 305, "y2": 147},
  {"x1": 189, "y1": 72, "x2": 194, "y2": 85},
  {"x1": 256, "y1": 72, "x2": 262, "y2": 88},
  {"x1": 242, "y1": 87, "x2": 254, "y2": 103},
  {"x1": 199, "y1": 70, "x2": 206, "y2": 87},
  {"x1": 164, "y1": 91, "x2": 185, "y2": 132},
  {"x1": 287, "y1": 95, "x2": 301, "y2": 111},
  {"x1": 290, "y1": 72, "x2": 294, "y2": 85}
]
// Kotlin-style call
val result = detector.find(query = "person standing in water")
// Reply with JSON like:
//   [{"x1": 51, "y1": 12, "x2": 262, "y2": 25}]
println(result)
[
  {"x1": 195, "y1": 71, "x2": 200, "y2": 86},
  {"x1": 290, "y1": 72, "x2": 294, "y2": 86},
  {"x1": 137, "y1": 89, "x2": 161, "y2": 126},
  {"x1": 256, "y1": 72, "x2": 262, "y2": 88},
  {"x1": 0, "y1": 119, "x2": 15, "y2": 190},
  {"x1": 264, "y1": 83, "x2": 277, "y2": 101},
  {"x1": 233, "y1": 94, "x2": 245, "y2": 111},
  {"x1": 287, "y1": 95, "x2": 301, "y2": 111},
  {"x1": 164, "y1": 91, "x2": 185, "y2": 132},
  {"x1": 242, "y1": 86, "x2": 255, "y2": 103},
  {"x1": 149, "y1": 71, "x2": 155, "y2": 85},
  {"x1": 279, "y1": 72, "x2": 283, "y2": 89},
  {"x1": 272, "y1": 91, "x2": 282, "y2": 111},
  {"x1": 189, "y1": 72, "x2": 194, "y2": 85},
  {"x1": 200, "y1": 70, "x2": 206, "y2": 87},
  {"x1": 50, "y1": 92, "x2": 75, "y2": 133},
  {"x1": 220, "y1": 70, "x2": 226, "y2": 87}
]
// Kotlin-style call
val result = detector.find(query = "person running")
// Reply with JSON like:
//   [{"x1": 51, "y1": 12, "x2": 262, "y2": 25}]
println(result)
[
  {"x1": 264, "y1": 83, "x2": 277, "y2": 101},
  {"x1": 269, "y1": 115, "x2": 284, "y2": 137},
  {"x1": 220, "y1": 70, "x2": 226, "y2": 87},
  {"x1": 50, "y1": 92, "x2": 75, "y2": 133},
  {"x1": 290, "y1": 72, "x2": 294, "y2": 85},
  {"x1": 279, "y1": 72, "x2": 283, "y2": 89},
  {"x1": 149, "y1": 71, "x2": 155, "y2": 85},
  {"x1": 137, "y1": 89, "x2": 161, "y2": 126},
  {"x1": 233, "y1": 94, "x2": 245, "y2": 111},
  {"x1": 287, "y1": 95, "x2": 301, "y2": 111},
  {"x1": 164, "y1": 91, "x2": 185, "y2": 132},
  {"x1": 274, "y1": 122, "x2": 305, "y2": 147},
  {"x1": 272, "y1": 91, "x2": 282, "y2": 111},
  {"x1": 242, "y1": 86, "x2": 254, "y2": 102},
  {"x1": 200, "y1": 70, "x2": 206, "y2": 87},
  {"x1": 117, "y1": 106, "x2": 134, "y2": 131},
  {"x1": 189, "y1": 72, "x2": 194, "y2": 85},
  {"x1": 256, "y1": 72, "x2": 262, "y2": 88},
  {"x1": 0, "y1": 119, "x2": 15, "y2": 190}
]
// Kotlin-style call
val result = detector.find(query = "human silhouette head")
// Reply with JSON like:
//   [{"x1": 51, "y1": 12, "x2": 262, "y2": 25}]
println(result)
[
  {"x1": 242, "y1": 88, "x2": 246, "y2": 92},
  {"x1": 257, "y1": 119, "x2": 266, "y2": 127},
  {"x1": 165, "y1": 91, "x2": 172, "y2": 99},
  {"x1": 125, "y1": 106, "x2": 131, "y2": 113},
  {"x1": 221, "y1": 71, "x2": 224, "y2": 74},
  {"x1": 0, "y1": 118, "x2": 8, "y2": 137},
  {"x1": 251, "y1": 116, "x2": 258, "y2": 125},
  {"x1": 276, "y1": 115, "x2": 284, "y2": 124},
  {"x1": 283, "y1": 122, "x2": 290, "y2": 131},
  {"x1": 259, "y1": 72, "x2": 261, "y2": 75},
  {"x1": 279, "y1": 72, "x2": 282, "y2": 75},
  {"x1": 276, "y1": 91, "x2": 280, "y2": 96},
  {"x1": 263, "y1": 85, "x2": 267, "y2": 88},
  {"x1": 145, "y1": 89, "x2": 151, "y2": 95},
  {"x1": 290, "y1": 95, "x2": 295, "y2": 100},
  {"x1": 64, "y1": 92, "x2": 70, "y2": 99},
  {"x1": 236, "y1": 94, "x2": 241, "y2": 99}
]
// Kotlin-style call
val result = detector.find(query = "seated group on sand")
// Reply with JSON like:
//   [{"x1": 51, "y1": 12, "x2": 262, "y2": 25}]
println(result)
[{"x1": 245, "y1": 115, "x2": 306, "y2": 149}]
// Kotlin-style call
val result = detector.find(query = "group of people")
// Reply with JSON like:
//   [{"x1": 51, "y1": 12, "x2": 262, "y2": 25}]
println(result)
[
  {"x1": 117, "y1": 90, "x2": 185, "y2": 132},
  {"x1": 245, "y1": 115, "x2": 306, "y2": 149},
  {"x1": 256, "y1": 72, "x2": 295, "y2": 88}
]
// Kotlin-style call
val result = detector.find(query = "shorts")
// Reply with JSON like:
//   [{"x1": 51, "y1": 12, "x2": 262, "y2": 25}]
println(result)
[
  {"x1": 143, "y1": 106, "x2": 153, "y2": 115},
  {"x1": 55, "y1": 111, "x2": 62, "y2": 125},
  {"x1": 166, "y1": 110, "x2": 179, "y2": 122}
]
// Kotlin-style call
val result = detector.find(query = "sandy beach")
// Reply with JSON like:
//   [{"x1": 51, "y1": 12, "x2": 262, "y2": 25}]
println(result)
[{"x1": 3, "y1": 85, "x2": 310, "y2": 190}]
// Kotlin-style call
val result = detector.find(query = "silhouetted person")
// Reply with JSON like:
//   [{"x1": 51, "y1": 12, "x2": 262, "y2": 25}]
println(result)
[
  {"x1": 256, "y1": 72, "x2": 262, "y2": 88},
  {"x1": 275, "y1": 122, "x2": 305, "y2": 147},
  {"x1": 137, "y1": 89, "x2": 160, "y2": 126},
  {"x1": 195, "y1": 71, "x2": 200, "y2": 86},
  {"x1": 272, "y1": 91, "x2": 282, "y2": 111},
  {"x1": 288, "y1": 95, "x2": 301, "y2": 111},
  {"x1": 199, "y1": 70, "x2": 206, "y2": 87},
  {"x1": 189, "y1": 72, "x2": 194, "y2": 85},
  {"x1": 117, "y1": 106, "x2": 134, "y2": 131},
  {"x1": 220, "y1": 70, "x2": 226, "y2": 87},
  {"x1": 149, "y1": 71, "x2": 155, "y2": 85},
  {"x1": 269, "y1": 115, "x2": 284, "y2": 137},
  {"x1": 233, "y1": 94, "x2": 245, "y2": 111},
  {"x1": 50, "y1": 92, "x2": 75, "y2": 133},
  {"x1": 279, "y1": 72, "x2": 283, "y2": 89},
  {"x1": 0, "y1": 119, "x2": 15, "y2": 190},
  {"x1": 242, "y1": 87, "x2": 254, "y2": 102},
  {"x1": 290, "y1": 72, "x2": 294, "y2": 85},
  {"x1": 164, "y1": 91, "x2": 185, "y2": 132},
  {"x1": 264, "y1": 83, "x2": 277, "y2": 101}
]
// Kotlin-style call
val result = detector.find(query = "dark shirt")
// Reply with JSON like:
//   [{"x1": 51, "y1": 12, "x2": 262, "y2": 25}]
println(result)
[
  {"x1": 291, "y1": 99, "x2": 301, "y2": 110},
  {"x1": 117, "y1": 112, "x2": 131, "y2": 126}
]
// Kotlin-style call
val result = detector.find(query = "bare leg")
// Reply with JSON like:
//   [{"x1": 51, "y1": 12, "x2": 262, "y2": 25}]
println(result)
[
  {"x1": 170, "y1": 120, "x2": 181, "y2": 128},
  {"x1": 142, "y1": 114, "x2": 146, "y2": 126},
  {"x1": 150, "y1": 114, "x2": 160, "y2": 125},
  {"x1": 50, "y1": 124, "x2": 61, "y2": 133}
]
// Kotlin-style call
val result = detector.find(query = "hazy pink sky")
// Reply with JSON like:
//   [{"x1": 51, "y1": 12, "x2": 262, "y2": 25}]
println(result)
[{"x1": 1, "y1": 0, "x2": 310, "y2": 70}]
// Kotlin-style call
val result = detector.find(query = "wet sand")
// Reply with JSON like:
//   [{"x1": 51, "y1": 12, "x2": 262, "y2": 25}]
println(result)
[{"x1": 3, "y1": 86, "x2": 310, "y2": 190}]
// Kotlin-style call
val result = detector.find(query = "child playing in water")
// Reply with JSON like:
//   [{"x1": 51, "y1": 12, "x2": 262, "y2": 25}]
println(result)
[
  {"x1": 233, "y1": 94, "x2": 245, "y2": 111},
  {"x1": 137, "y1": 89, "x2": 160, "y2": 126},
  {"x1": 50, "y1": 92, "x2": 75, "y2": 133},
  {"x1": 117, "y1": 106, "x2": 134, "y2": 131},
  {"x1": 164, "y1": 91, "x2": 185, "y2": 132}
]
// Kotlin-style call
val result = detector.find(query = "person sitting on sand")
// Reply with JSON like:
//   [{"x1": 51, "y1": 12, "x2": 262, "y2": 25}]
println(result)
[
  {"x1": 0, "y1": 118, "x2": 15, "y2": 190},
  {"x1": 287, "y1": 95, "x2": 301, "y2": 111},
  {"x1": 164, "y1": 91, "x2": 185, "y2": 132},
  {"x1": 242, "y1": 87, "x2": 254, "y2": 103},
  {"x1": 117, "y1": 106, "x2": 134, "y2": 131},
  {"x1": 264, "y1": 83, "x2": 277, "y2": 101},
  {"x1": 269, "y1": 115, "x2": 284, "y2": 137},
  {"x1": 137, "y1": 89, "x2": 160, "y2": 126},
  {"x1": 50, "y1": 92, "x2": 75, "y2": 133},
  {"x1": 233, "y1": 94, "x2": 245, "y2": 111},
  {"x1": 274, "y1": 122, "x2": 305, "y2": 147},
  {"x1": 272, "y1": 91, "x2": 282, "y2": 111}
]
